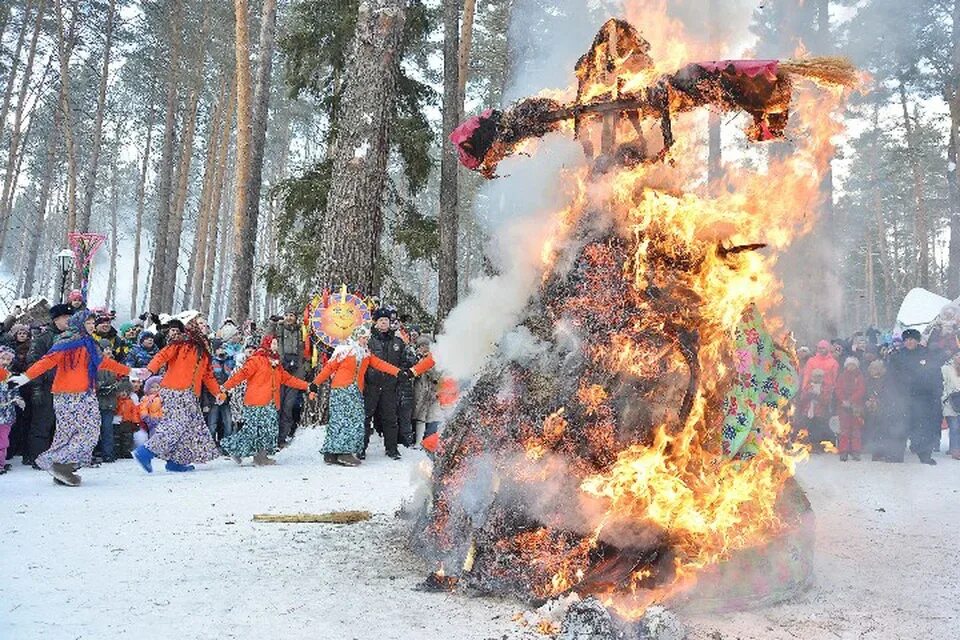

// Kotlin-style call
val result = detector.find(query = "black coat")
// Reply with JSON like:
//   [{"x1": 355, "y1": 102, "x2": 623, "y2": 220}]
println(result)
[
  {"x1": 366, "y1": 329, "x2": 408, "y2": 390},
  {"x1": 887, "y1": 346, "x2": 943, "y2": 424}
]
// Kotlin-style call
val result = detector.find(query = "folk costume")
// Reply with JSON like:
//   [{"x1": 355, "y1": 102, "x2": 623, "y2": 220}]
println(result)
[
  {"x1": 20, "y1": 311, "x2": 131, "y2": 485},
  {"x1": 133, "y1": 313, "x2": 224, "y2": 473},
  {"x1": 220, "y1": 335, "x2": 310, "y2": 465}
]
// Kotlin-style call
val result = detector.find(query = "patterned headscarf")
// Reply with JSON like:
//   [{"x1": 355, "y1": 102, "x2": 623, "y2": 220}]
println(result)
[
  {"x1": 165, "y1": 315, "x2": 212, "y2": 365},
  {"x1": 48, "y1": 309, "x2": 103, "y2": 392},
  {"x1": 255, "y1": 334, "x2": 281, "y2": 368},
  {"x1": 331, "y1": 324, "x2": 372, "y2": 363}
]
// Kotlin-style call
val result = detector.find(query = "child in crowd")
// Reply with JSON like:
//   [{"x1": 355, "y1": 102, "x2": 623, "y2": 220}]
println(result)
[
  {"x1": 0, "y1": 346, "x2": 25, "y2": 473},
  {"x1": 115, "y1": 378, "x2": 142, "y2": 458},
  {"x1": 135, "y1": 376, "x2": 163, "y2": 448},
  {"x1": 796, "y1": 368, "x2": 832, "y2": 451},
  {"x1": 835, "y1": 356, "x2": 866, "y2": 461},
  {"x1": 203, "y1": 339, "x2": 234, "y2": 442}
]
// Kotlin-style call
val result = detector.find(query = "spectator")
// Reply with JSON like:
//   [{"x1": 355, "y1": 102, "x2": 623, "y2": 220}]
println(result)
[
  {"x1": 941, "y1": 350, "x2": 960, "y2": 460},
  {"x1": 926, "y1": 305, "x2": 960, "y2": 361},
  {"x1": 887, "y1": 328, "x2": 942, "y2": 465},
  {"x1": 67, "y1": 290, "x2": 85, "y2": 312},
  {"x1": 796, "y1": 368, "x2": 833, "y2": 450},
  {"x1": 397, "y1": 329, "x2": 420, "y2": 447},
  {"x1": 204, "y1": 339, "x2": 234, "y2": 441},
  {"x1": 94, "y1": 314, "x2": 122, "y2": 354},
  {"x1": 23, "y1": 303, "x2": 73, "y2": 467},
  {"x1": 138, "y1": 376, "x2": 164, "y2": 441},
  {"x1": 115, "y1": 321, "x2": 140, "y2": 363},
  {"x1": 269, "y1": 309, "x2": 307, "y2": 447},
  {"x1": 412, "y1": 336, "x2": 442, "y2": 445},
  {"x1": 835, "y1": 357, "x2": 866, "y2": 461},
  {"x1": 802, "y1": 340, "x2": 840, "y2": 394},
  {"x1": 0, "y1": 347, "x2": 25, "y2": 473},
  {"x1": 95, "y1": 341, "x2": 123, "y2": 463},
  {"x1": 115, "y1": 378, "x2": 141, "y2": 459},
  {"x1": 125, "y1": 331, "x2": 159, "y2": 368},
  {"x1": 865, "y1": 359, "x2": 895, "y2": 460},
  {"x1": 6, "y1": 323, "x2": 32, "y2": 460}
]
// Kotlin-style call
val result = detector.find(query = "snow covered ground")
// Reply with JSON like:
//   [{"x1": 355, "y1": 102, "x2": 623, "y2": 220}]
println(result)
[{"x1": 1, "y1": 428, "x2": 958, "y2": 640}]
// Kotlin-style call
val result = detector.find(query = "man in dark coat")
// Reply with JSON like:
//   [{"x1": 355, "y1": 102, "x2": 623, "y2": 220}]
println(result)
[
  {"x1": 23, "y1": 304, "x2": 72, "y2": 467},
  {"x1": 363, "y1": 308, "x2": 408, "y2": 460},
  {"x1": 269, "y1": 309, "x2": 307, "y2": 446},
  {"x1": 887, "y1": 329, "x2": 942, "y2": 465}
]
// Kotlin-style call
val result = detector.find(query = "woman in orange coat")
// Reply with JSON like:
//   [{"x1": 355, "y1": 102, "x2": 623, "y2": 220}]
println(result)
[
  {"x1": 13, "y1": 310, "x2": 131, "y2": 486},
  {"x1": 220, "y1": 335, "x2": 311, "y2": 465},
  {"x1": 132, "y1": 311, "x2": 225, "y2": 474},
  {"x1": 313, "y1": 324, "x2": 433, "y2": 466}
]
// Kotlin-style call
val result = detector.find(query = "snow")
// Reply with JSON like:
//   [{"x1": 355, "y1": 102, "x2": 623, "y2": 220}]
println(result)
[
  {"x1": 354, "y1": 141, "x2": 371, "y2": 159},
  {"x1": 2, "y1": 429, "x2": 959, "y2": 640}
]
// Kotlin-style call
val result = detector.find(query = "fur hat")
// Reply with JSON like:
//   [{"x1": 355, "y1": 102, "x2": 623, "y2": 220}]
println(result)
[
  {"x1": 902, "y1": 328, "x2": 922, "y2": 342},
  {"x1": 372, "y1": 308, "x2": 392, "y2": 322},
  {"x1": 49, "y1": 303, "x2": 73, "y2": 320}
]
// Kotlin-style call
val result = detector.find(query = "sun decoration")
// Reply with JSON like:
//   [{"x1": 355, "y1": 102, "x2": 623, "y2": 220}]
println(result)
[{"x1": 310, "y1": 285, "x2": 372, "y2": 348}]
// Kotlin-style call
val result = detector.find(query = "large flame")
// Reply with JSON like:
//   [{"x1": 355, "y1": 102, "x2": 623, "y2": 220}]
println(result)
[{"x1": 426, "y1": 5, "x2": 853, "y2": 623}]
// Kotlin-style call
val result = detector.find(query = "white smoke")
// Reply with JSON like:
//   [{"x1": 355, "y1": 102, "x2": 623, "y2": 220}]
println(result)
[{"x1": 433, "y1": 136, "x2": 587, "y2": 379}]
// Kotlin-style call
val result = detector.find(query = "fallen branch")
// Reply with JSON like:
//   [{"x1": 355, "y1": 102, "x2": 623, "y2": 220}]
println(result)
[{"x1": 252, "y1": 511, "x2": 372, "y2": 524}]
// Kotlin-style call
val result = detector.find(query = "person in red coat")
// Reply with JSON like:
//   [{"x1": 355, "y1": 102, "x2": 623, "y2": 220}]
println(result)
[{"x1": 835, "y1": 356, "x2": 867, "y2": 461}]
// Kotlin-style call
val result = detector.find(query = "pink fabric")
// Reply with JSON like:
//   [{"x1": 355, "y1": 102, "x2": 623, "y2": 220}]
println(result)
[
  {"x1": 449, "y1": 109, "x2": 494, "y2": 170},
  {"x1": 695, "y1": 59, "x2": 780, "y2": 82},
  {"x1": 802, "y1": 353, "x2": 840, "y2": 395},
  {"x1": 0, "y1": 422, "x2": 9, "y2": 467}
]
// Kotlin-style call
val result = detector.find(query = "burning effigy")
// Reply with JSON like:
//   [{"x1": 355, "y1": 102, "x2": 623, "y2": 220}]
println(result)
[{"x1": 412, "y1": 18, "x2": 855, "y2": 628}]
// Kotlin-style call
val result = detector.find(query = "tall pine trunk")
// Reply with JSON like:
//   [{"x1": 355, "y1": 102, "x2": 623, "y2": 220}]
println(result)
[
  {"x1": 0, "y1": 0, "x2": 43, "y2": 246},
  {"x1": 106, "y1": 156, "x2": 119, "y2": 309},
  {"x1": 314, "y1": 0, "x2": 407, "y2": 294},
  {"x1": 438, "y1": 0, "x2": 461, "y2": 321},
  {"x1": 0, "y1": 0, "x2": 31, "y2": 148},
  {"x1": 149, "y1": 0, "x2": 182, "y2": 313},
  {"x1": 77, "y1": 0, "x2": 116, "y2": 233},
  {"x1": 201, "y1": 81, "x2": 236, "y2": 315},
  {"x1": 131, "y1": 110, "x2": 155, "y2": 319},
  {"x1": 229, "y1": 0, "x2": 278, "y2": 322},
  {"x1": 899, "y1": 80, "x2": 930, "y2": 288},
  {"x1": 54, "y1": 0, "x2": 79, "y2": 236},
  {"x1": 947, "y1": 0, "x2": 960, "y2": 298}
]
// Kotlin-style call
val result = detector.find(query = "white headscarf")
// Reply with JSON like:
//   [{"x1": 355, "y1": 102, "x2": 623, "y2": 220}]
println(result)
[{"x1": 331, "y1": 324, "x2": 371, "y2": 362}]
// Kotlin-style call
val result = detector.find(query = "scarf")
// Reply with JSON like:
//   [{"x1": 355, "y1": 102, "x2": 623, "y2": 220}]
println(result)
[
  {"x1": 166, "y1": 317, "x2": 212, "y2": 363},
  {"x1": 255, "y1": 335, "x2": 281, "y2": 368},
  {"x1": 48, "y1": 310, "x2": 103, "y2": 392},
  {"x1": 331, "y1": 339, "x2": 368, "y2": 363}
]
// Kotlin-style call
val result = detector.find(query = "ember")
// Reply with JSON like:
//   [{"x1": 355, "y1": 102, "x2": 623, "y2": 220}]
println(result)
[{"x1": 416, "y1": 17, "x2": 854, "y2": 620}]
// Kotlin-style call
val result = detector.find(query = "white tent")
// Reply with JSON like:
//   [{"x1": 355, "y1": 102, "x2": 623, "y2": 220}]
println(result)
[{"x1": 895, "y1": 287, "x2": 951, "y2": 334}]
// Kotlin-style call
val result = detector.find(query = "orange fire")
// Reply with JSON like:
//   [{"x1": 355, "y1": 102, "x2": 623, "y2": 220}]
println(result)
[{"x1": 496, "y1": 15, "x2": 852, "y2": 620}]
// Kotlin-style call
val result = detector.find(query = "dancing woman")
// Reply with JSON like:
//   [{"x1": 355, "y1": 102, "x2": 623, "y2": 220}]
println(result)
[
  {"x1": 313, "y1": 325, "x2": 433, "y2": 466},
  {"x1": 12, "y1": 311, "x2": 132, "y2": 486},
  {"x1": 220, "y1": 335, "x2": 312, "y2": 466},
  {"x1": 132, "y1": 311, "x2": 225, "y2": 473}
]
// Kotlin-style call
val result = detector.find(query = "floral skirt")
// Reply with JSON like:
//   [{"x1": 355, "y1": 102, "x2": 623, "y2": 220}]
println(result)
[
  {"x1": 322, "y1": 384, "x2": 365, "y2": 455},
  {"x1": 36, "y1": 392, "x2": 100, "y2": 470},
  {"x1": 145, "y1": 388, "x2": 220, "y2": 465},
  {"x1": 220, "y1": 405, "x2": 279, "y2": 457}
]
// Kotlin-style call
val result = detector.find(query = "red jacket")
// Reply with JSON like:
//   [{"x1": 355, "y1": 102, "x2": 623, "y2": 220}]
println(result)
[{"x1": 835, "y1": 369, "x2": 866, "y2": 411}]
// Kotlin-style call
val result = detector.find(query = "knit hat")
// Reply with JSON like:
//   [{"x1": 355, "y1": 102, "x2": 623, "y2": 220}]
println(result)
[
  {"x1": 902, "y1": 329, "x2": 922, "y2": 341},
  {"x1": 95, "y1": 313, "x2": 113, "y2": 326},
  {"x1": 144, "y1": 376, "x2": 162, "y2": 395},
  {"x1": 0, "y1": 345, "x2": 14, "y2": 357},
  {"x1": 67, "y1": 289, "x2": 83, "y2": 303},
  {"x1": 139, "y1": 331, "x2": 156, "y2": 344},
  {"x1": 10, "y1": 323, "x2": 29, "y2": 336}
]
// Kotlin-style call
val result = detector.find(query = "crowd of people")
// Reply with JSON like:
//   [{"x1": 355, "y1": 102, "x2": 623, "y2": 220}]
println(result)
[
  {"x1": 0, "y1": 290, "x2": 439, "y2": 486},
  {"x1": 796, "y1": 310, "x2": 960, "y2": 464}
]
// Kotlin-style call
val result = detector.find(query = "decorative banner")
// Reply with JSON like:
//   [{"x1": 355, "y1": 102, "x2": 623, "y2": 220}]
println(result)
[
  {"x1": 310, "y1": 284, "x2": 372, "y2": 348},
  {"x1": 67, "y1": 232, "x2": 107, "y2": 303}
]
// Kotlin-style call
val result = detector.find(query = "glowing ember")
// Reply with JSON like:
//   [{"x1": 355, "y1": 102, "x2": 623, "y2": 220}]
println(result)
[{"x1": 415, "y1": 15, "x2": 854, "y2": 621}]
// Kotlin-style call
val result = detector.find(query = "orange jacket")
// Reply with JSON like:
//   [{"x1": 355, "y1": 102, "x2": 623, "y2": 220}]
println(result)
[
  {"x1": 25, "y1": 350, "x2": 130, "y2": 394},
  {"x1": 146, "y1": 344, "x2": 222, "y2": 397},
  {"x1": 313, "y1": 353, "x2": 434, "y2": 391},
  {"x1": 139, "y1": 394, "x2": 163, "y2": 422},
  {"x1": 223, "y1": 354, "x2": 309, "y2": 408},
  {"x1": 0, "y1": 367, "x2": 8, "y2": 381},
  {"x1": 116, "y1": 395, "x2": 141, "y2": 424}
]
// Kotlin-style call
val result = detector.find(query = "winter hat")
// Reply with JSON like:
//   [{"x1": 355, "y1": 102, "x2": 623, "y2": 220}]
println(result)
[
  {"x1": 67, "y1": 290, "x2": 83, "y2": 303},
  {"x1": 143, "y1": 376, "x2": 162, "y2": 395},
  {"x1": 95, "y1": 313, "x2": 113, "y2": 326},
  {"x1": 902, "y1": 329, "x2": 922, "y2": 342},
  {"x1": 98, "y1": 339, "x2": 114, "y2": 351},
  {"x1": 164, "y1": 318, "x2": 185, "y2": 332},
  {"x1": 210, "y1": 338, "x2": 224, "y2": 351},
  {"x1": 0, "y1": 345, "x2": 14, "y2": 358},
  {"x1": 372, "y1": 308, "x2": 391, "y2": 321},
  {"x1": 139, "y1": 331, "x2": 156, "y2": 344},
  {"x1": 843, "y1": 356, "x2": 860, "y2": 369},
  {"x1": 415, "y1": 335, "x2": 432, "y2": 348},
  {"x1": 49, "y1": 303, "x2": 73, "y2": 320},
  {"x1": 816, "y1": 339, "x2": 830, "y2": 350},
  {"x1": 10, "y1": 323, "x2": 29, "y2": 337},
  {"x1": 177, "y1": 309, "x2": 201, "y2": 326}
]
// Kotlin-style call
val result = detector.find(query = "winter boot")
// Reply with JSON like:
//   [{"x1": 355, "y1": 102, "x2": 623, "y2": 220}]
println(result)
[
  {"x1": 335, "y1": 454, "x2": 361, "y2": 467},
  {"x1": 850, "y1": 453, "x2": 861, "y2": 461},
  {"x1": 133, "y1": 445, "x2": 155, "y2": 473},
  {"x1": 919, "y1": 454, "x2": 937, "y2": 466},
  {"x1": 323, "y1": 453, "x2": 337, "y2": 465},
  {"x1": 253, "y1": 451, "x2": 277, "y2": 466},
  {"x1": 839, "y1": 453, "x2": 848, "y2": 462},
  {"x1": 49, "y1": 463, "x2": 81, "y2": 487},
  {"x1": 231, "y1": 455, "x2": 244, "y2": 465},
  {"x1": 165, "y1": 460, "x2": 196, "y2": 472}
]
